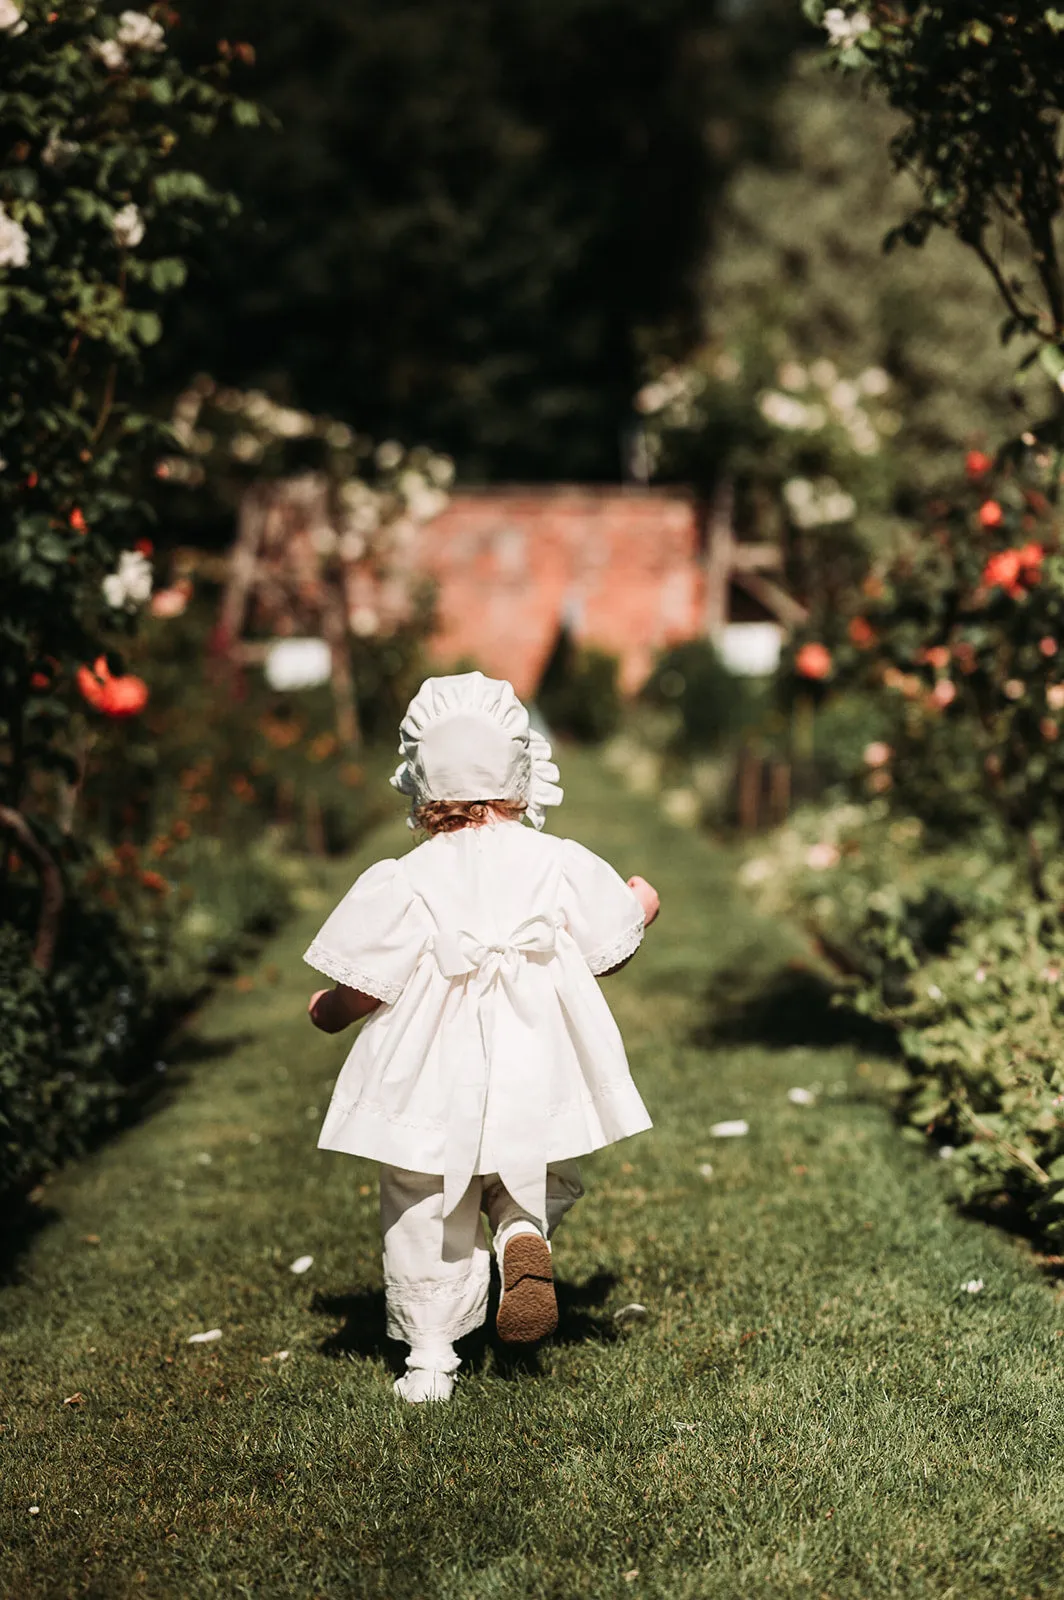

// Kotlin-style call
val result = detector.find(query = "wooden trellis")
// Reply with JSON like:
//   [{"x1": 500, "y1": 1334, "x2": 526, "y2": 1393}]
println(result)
[{"x1": 215, "y1": 474, "x2": 361, "y2": 747}]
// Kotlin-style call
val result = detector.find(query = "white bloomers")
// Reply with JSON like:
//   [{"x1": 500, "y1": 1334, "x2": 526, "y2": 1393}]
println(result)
[{"x1": 380, "y1": 1161, "x2": 584, "y2": 1346}]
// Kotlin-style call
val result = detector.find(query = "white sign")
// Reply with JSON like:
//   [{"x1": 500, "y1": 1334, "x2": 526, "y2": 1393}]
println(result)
[
  {"x1": 264, "y1": 637, "x2": 333, "y2": 692},
  {"x1": 717, "y1": 623, "x2": 783, "y2": 678}
]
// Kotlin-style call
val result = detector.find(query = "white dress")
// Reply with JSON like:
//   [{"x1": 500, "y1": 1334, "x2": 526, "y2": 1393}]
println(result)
[{"x1": 304, "y1": 819, "x2": 652, "y2": 1226}]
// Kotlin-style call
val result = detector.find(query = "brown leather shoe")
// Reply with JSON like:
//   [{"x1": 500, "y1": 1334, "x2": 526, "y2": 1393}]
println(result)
[{"x1": 496, "y1": 1232, "x2": 558, "y2": 1344}]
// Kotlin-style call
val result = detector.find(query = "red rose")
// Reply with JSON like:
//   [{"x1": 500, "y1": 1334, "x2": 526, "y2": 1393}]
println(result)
[
  {"x1": 795, "y1": 642, "x2": 832, "y2": 681},
  {"x1": 982, "y1": 544, "x2": 1042, "y2": 598},
  {"x1": 966, "y1": 451, "x2": 993, "y2": 480},
  {"x1": 69, "y1": 507, "x2": 87, "y2": 534},
  {"x1": 76, "y1": 656, "x2": 149, "y2": 718},
  {"x1": 978, "y1": 500, "x2": 1004, "y2": 529},
  {"x1": 848, "y1": 617, "x2": 875, "y2": 648}
]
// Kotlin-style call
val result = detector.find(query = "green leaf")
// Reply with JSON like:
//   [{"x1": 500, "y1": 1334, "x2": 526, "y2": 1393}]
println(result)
[
  {"x1": 34, "y1": 531, "x2": 70, "y2": 564},
  {"x1": 231, "y1": 100, "x2": 261, "y2": 128},
  {"x1": 132, "y1": 310, "x2": 162, "y2": 346},
  {"x1": 1046, "y1": 10, "x2": 1064, "y2": 33},
  {"x1": 152, "y1": 170, "x2": 211, "y2": 205},
  {"x1": 148, "y1": 257, "x2": 187, "y2": 292}
]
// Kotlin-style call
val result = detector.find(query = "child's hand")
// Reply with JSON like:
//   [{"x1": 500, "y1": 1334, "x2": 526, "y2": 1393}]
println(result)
[
  {"x1": 309, "y1": 984, "x2": 382, "y2": 1033},
  {"x1": 627, "y1": 875, "x2": 660, "y2": 926}
]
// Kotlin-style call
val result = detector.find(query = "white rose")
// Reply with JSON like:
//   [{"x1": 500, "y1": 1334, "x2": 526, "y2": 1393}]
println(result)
[
  {"x1": 270, "y1": 407, "x2": 315, "y2": 439},
  {"x1": 229, "y1": 433, "x2": 264, "y2": 464},
  {"x1": 116, "y1": 10, "x2": 165, "y2": 51},
  {"x1": 375, "y1": 440, "x2": 403, "y2": 471},
  {"x1": 758, "y1": 392, "x2": 809, "y2": 431},
  {"x1": 93, "y1": 37, "x2": 127, "y2": 70},
  {"x1": 777, "y1": 362, "x2": 808, "y2": 392},
  {"x1": 0, "y1": 0, "x2": 27, "y2": 34},
  {"x1": 823, "y1": 8, "x2": 871, "y2": 48},
  {"x1": 112, "y1": 203, "x2": 145, "y2": 249},
  {"x1": 0, "y1": 203, "x2": 30, "y2": 269},
  {"x1": 42, "y1": 131, "x2": 79, "y2": 168},
  {"x1": 858, "y1": 366, "x2": 891, "y2": 397},
  {"x1": 102, "y1": 550, "x2": 153, "y2": 612}
]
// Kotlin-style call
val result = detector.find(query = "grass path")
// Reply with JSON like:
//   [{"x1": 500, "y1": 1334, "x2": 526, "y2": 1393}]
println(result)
[{"x1": 3, "y1": 751, "x2": 1064, "y2": 1599}]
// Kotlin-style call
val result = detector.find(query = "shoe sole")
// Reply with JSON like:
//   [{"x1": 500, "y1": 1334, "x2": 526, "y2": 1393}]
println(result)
[{"x1": 496, "y1": 1233, "x2": 558, "y2": 1344}]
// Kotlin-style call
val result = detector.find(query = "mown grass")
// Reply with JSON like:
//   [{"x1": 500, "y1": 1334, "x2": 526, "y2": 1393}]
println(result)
[{"x1": 2, "y1": 750, "x2": 1064, "y2": 1599}]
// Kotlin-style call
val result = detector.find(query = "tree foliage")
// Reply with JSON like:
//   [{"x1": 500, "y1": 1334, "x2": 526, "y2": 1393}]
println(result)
[
  {"x1": 808, "y1": 3, "x2": 1064, "y2": 413},
  {"x1": 156, "y1": 0, "x2": 808, "y2": 481}
]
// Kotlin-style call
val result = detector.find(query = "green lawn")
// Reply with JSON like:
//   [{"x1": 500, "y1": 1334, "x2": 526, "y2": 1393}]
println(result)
[{"x1": 3, "y1": 751, "x2": 1063, "y2": 1599}]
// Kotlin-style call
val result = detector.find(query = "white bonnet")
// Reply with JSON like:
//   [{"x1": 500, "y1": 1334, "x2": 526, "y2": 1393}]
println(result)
[{"x1": 390, "y1": 671, "x2": 563, "y2": 829}]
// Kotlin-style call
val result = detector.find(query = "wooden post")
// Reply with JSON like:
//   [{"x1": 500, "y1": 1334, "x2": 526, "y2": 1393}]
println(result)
[
  {"x1": 737, "y1": 746, "x2": 762, "y2": 833},
  {"x1": 702, "y1": 479, "x2": 736, "y2": 641},
  {"x1": 769, "y1": 760, "x2": 791, "y2": 825},
  {"x1": 321, "y1": 580, "x2": 361, "y2": 751},
  {"x1": 304, "y1": 790, "x2": 326, "y2": 856}
]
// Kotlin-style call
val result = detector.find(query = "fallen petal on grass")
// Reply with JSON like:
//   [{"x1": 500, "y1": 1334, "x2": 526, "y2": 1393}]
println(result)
[
  {"x1": 710, "y1": 1119, "x2": 749, "y2": 1138},
  {"x1": 261, "y1": 1349, "x2": 291, "y2": 1362},
  {"x1": 614, "y1": 1303, "x2": 649, "y2": 1325},
  {"x1": 187, "y1": 1327, "x2": 223, "y2": 1344},
  {"x1": 962, "y1": 1279, "x2": 984, "y2": 1295},
  {"x1": 62, "y1": 1393, "x2": 84, "y2": 1407},
  {"x1": 787, "y1": 1087, "x2": 815, "y2": 1106},
  {"x1": 289, "y1": 1255, "x2": 314, "y2": 1275},
  {"x1": 698, "y1": 1162, "x2": 714, "y2": 1178}
]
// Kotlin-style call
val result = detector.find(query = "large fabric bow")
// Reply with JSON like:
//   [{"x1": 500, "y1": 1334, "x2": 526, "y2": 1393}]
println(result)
[{"x1": 433, "y1": 914, "x2": 561, "y2": 1221}]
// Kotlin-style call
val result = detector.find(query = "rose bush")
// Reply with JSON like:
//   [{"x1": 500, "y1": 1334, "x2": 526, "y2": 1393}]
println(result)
[{"x1": 0, "y1": 2, "x2": 260, "y2": 1196}]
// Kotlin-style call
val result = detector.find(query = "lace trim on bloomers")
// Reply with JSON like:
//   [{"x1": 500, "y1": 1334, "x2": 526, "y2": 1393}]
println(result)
[
  {"x1": 584, "y1": 916, "x2": 645, "y2": 977},
  {"x1": 303, "y1": 941, "x2": 404, "y2": 1006}
]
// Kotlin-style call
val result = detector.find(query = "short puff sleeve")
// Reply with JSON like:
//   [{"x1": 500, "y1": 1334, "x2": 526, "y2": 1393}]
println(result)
[
  {"x1": 303, "y1": 859, "x2": 428, "y2": 1005},
  {"x1": 559, "y1": 839, "x2": 645, "y2": 976}
]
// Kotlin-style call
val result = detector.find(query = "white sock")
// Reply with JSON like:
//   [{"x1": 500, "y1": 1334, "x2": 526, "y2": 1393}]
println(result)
[
  {"x1": 493, "y1": 1217, "x2": 548, "y2": 1260},
  {"x1": 392, "y1": 1340, "x2": 460, "y2": 1404}
]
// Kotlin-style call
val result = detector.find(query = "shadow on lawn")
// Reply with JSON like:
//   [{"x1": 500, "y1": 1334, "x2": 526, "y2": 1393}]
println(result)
[
  {"x1": 0, "y1": 1026, "x2": 254, "y2": 1285},
  {"x1": 311, "y1": 1269, "x2": 620, "y2": 1380},
  {"x1": 691, "y1": 957, "x2": 899, "y2": 1058}
]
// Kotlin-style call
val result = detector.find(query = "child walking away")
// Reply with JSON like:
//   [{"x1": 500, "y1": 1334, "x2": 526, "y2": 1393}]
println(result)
[{"x1": 305, "y1": 672, "x2": 660, "y2": 1402}]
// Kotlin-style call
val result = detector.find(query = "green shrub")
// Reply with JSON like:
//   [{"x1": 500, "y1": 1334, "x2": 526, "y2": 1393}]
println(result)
[
  {"x1": 743, "y1": 801, "x2": 1064, "y2": 1239},
  {"x1": 641, "y1": 640, "x2": 758, "y2": 754},
  {"x1": 0, "y1": 898, "x2": 149, "y2": 1192},
  {"x1": 537, "y1": 638, "x2": 621, "y2": 745}
]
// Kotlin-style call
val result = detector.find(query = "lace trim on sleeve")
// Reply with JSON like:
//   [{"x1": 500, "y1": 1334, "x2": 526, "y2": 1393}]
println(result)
[
  {"x1": 302, "y1": 941, "x2": 404, "y2": 1006},
  {"x1": 584, "y1": 916, "x2": 645, "y2": 976}
]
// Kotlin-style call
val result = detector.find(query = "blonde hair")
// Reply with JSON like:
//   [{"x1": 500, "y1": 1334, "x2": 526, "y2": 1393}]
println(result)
[{"x1": 413, "y1": 798, "x2": 527, "y2": 836}]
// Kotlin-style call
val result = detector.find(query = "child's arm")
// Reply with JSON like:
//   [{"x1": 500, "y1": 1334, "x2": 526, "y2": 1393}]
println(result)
[
  {"x1": 598, "y1": 876, "x2": 661, "y2": 977},
  {"x1": 628, "y1": 875, "x2": 660, "y2": 927},
  {"x1": 308, "y1": 985, "x2": 382, "y2": 1033}
]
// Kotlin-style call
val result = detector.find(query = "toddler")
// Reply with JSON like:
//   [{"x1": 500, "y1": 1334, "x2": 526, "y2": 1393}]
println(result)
[{"x1": 305, "y1": 671, "x2": 660, "y2": 1402}]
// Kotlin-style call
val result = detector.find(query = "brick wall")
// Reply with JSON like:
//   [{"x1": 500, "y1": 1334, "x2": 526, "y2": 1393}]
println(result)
[{"x1": 412, "y1": 487, "x2": 706, "y2": 698}]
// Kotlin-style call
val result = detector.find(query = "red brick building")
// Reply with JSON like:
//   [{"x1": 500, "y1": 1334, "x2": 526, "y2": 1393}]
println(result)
[{"x1": 412, "y1": 487, "x2": 710, "y2": 699}]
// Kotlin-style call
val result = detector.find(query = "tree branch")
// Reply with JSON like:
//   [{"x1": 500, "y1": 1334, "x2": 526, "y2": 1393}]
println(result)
[{"x1": 0, "y1": 807, "x2": 64, "y2": 974}]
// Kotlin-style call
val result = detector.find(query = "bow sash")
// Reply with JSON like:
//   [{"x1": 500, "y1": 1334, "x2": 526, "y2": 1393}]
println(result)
[{"x1": 433, "y1": 914, "x2": 561, "y2": 1222}]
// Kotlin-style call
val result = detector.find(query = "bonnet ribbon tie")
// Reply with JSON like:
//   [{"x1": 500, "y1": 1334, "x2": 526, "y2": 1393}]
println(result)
[{"x1": 433, "y1": 914, "x2": 560, "y2": 1221}]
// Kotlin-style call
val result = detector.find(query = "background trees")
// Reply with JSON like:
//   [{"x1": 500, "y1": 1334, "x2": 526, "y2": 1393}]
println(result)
[{"x1": 155, "y1": 0, "x2": 808, "y2": 481}]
